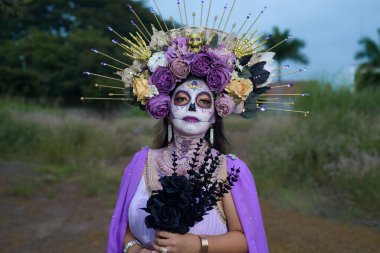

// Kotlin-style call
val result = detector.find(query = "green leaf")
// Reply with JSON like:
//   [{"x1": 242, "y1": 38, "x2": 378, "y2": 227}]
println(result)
[
  {"x1": 210, "y1": 34, "x2": 219, "y2": 48},
  {"x1": 238, "y1": 69, "x2": 252, "y2": 78}
]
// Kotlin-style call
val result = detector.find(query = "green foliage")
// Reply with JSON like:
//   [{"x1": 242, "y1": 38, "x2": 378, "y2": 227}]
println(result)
[
  {"x1": 226, "y1": 81, "x2": 380, "y2": 220},
  {"x1": 354, "y1": 28, "x2": 380, "y2": 90},
  {"x1": 1, "y1": 82, "x2": 379, "y2": 221},
  {"x1": 0, "y1": 0, "x2": 158, "y2": 106}
]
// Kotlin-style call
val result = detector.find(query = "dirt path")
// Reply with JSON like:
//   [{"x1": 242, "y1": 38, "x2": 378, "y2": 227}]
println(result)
[{"x1": 1, "y1": 166, "x2": 379, "y2": 253}]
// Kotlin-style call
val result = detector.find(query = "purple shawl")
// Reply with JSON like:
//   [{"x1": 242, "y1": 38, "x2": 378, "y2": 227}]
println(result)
[{"x1": 107, "y1": 147, "x2": 268, "y2": 253}]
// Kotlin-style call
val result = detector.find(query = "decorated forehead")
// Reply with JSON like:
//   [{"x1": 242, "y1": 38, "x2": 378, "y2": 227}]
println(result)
[{"x1": 173, "y1": 80, "x2": 212, "y2": 99}]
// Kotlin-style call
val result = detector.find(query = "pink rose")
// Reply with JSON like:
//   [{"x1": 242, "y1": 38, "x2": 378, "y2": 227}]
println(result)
[
  {"x1": 215, "y1": 94, "x2": 236, "y2": 117},
  {"x1": 169, "y1": 58, "x2": 191, "y2": 80}
]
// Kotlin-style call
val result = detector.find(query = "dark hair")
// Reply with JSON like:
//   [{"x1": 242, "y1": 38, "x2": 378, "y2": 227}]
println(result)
[{"x1": 152, "y1": 114, "x2": 231, "y2": 154}]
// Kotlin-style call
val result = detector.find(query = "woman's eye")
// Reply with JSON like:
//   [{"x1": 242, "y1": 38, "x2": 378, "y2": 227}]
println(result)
[
  {"x1": 175, "y1": 97, "x2": 186, "y2": 102},
  {"x1": 197, "y1": 94, "x2": 212, "y2": 109},
  {"x1": 174, "y1": 94, "x2": 190, "y2": 106}
]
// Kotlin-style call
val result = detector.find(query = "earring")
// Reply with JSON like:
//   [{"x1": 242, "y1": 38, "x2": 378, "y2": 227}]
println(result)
[
  {"x1": 210, "y1": 124, "x2": 214, "y2": 146},
  {"x1": 168, "y1": 123, "x2": 173, "y2": 143}
]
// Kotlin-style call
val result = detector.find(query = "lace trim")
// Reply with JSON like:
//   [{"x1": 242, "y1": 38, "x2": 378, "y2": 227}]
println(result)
[{"x1": 143, "y1": 149, "x2": 227, "y2": 224}]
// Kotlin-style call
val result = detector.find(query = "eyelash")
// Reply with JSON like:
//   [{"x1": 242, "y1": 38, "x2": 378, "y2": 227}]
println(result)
[
  {"x1": 199, "y1": 99, "x2": 211, "y2": 104},
  {"x1": 175, "y1": 97, "x2": 188, "y2": 102}
]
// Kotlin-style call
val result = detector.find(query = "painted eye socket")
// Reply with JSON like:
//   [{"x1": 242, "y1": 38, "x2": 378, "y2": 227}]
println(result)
[
  {"x1": 196, "y1": 92, "x2": 212, "y2": 109},
  {"x1": 173, "y1": 91, "x2": 190, "y2": 106},
  {"x1": 196, "y1": 38, "x2": 201, "y2": 41},
  {"x1": 190, "y1": 38, "x2": 194, "y2": 42}
]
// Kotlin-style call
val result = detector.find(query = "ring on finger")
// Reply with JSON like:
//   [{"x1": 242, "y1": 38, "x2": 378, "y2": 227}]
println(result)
[{"x1": 161, "y1": 247, "x2": 168, "y2": 253}]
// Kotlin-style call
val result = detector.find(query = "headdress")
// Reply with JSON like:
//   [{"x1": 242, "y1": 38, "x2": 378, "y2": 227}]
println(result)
[{"x1": 82, "y1": 0, "x2": 309, "y2": 118}]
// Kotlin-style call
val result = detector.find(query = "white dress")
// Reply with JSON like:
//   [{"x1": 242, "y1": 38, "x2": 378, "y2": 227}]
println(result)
[{"x1": 128, "y1": 150, "x2": 228, "y2": 248}]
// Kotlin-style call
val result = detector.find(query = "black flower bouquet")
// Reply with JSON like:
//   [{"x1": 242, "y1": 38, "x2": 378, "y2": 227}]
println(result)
[{"x1": 142, "y1": 139, "x2": 240, "y2": 234}]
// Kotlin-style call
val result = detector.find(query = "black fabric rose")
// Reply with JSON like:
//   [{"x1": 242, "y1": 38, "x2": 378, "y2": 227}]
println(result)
[
  {"x1": 144, "y1": 194, "x2": 181, "y2": 232},
  {"x1": 143, "y1": 138, "x2": 240, "y2": 234}
]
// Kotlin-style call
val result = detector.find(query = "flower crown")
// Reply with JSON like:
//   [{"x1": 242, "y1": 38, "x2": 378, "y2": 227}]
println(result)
[{"x1": 82, "y1": 0, "x2": 309, "y2": 119}]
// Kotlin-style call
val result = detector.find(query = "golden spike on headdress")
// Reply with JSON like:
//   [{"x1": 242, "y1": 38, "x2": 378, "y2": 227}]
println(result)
[
  {"x1": 177, "y1": 1, "x2": 183, "y2": 27},
  {"x1": 236, "y1": 13, "x2": 251, "y2": 36},
  {"x1": 218, "y1": 3, "x2": 228, "y2": 30},
  {"x1": 243, "y1": 7, "x2": 267, "y2": 38},
  {"x1": 127, "y1": 4, "x2": 152, "y2": 37},
  {"x1": 170, "y1": 16, "x2": 176, "y2": 29},
  {"x1": 150, "y1": 7, "x2": 164, "y2": 31},
  {"x1": 249, "y1": 35, "x2": 269, "y2": 51},
  {"x1": 200, "y1": 0, "x2": 204, "y2": 26},
  {"x1": 192, "y1": 12, "x2": 196, "y2": 26},
  {"x1": 223, "y1": 0, "x2": 236, "y2": 32},
  {"x1": 108, "y1": 93, "x2": 126, "y2": 97},
  {"x1": 100, "y1": 62, "x2": 124, "y2": 71},
  {"x1": 113, "y1": 32, "x2": 151, "y2": 61},
  {"x1": 258, "y1": 97, "x2": 280, "y2": 101},
  {"x1": 205, "y1": 0, "x2": 213, "y2": 28},
  {"x1": 91, "y1": 48, "x2": 130, "y2": 67},
  {"x1": 270, "y1": 84, "x2": 294, "y2": 89},
  {"x1": 264, "y1": 35, "x2": 294, "y2": 53},
  {"x1": 129, "y1": 20, "x2": 150, "y2": 42},
  {"x1": 257, "y1": 101, "x2": 295, "y2": 105},
  {"x1": 153, "y1": 0, "x2": 169, "y2": 32},
  {"x1": 95, "y1": 83, "x2": 125, "y2": 90},
  {"x1": 183, "y1": 0, "x2": 188, "y2": 27},
  {"x1": 260, "y1": 93, "x2": 310, "y2": 97},
  {"x1": 234, "y1": 33, "x2": 265, "y2": 58},
  {"x1": 212, "y1": 15, "x2": 218, "y2": 29},
  {"x1": 261, "y1": 107, "x2": 310, "y2": 116},
  {"x1": 272, "y1": 65, "x2": 290, "y2": 72},
  {"x1": 83, "y1": 72, "x2": 123, "y2": 82},
  {"x1": 272, "y1": 69, "x2": 306, "y2": 78},
  {"x1": 229, "y1": 23, "x2": 237, "y2": 34},
  {"x1": 237, "y1": 30, "x2": 258, "y2": 49},
  {"x1": 81, "y1": 97, "x2": 131, "y2": 101}
]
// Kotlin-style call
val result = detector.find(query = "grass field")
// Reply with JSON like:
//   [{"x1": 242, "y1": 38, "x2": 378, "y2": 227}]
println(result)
[{"x1": 1, "y1": 82, "x2": 379, "y2": 225}]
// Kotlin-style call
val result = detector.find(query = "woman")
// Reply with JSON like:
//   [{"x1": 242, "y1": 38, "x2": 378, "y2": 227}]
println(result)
[{"x1": 107, "y1": 78, "x2": 268, "y2": 253}]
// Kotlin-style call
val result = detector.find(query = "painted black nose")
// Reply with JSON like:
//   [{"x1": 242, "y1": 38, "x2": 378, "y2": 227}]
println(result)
[{"x1": 188, "y1": 103, "x2": 196, "y2": 111}]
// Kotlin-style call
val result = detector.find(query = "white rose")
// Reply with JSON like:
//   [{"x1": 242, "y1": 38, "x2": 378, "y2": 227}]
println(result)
[{"x1": 147, "y1": 52, "x2": 168, "y2": 73}]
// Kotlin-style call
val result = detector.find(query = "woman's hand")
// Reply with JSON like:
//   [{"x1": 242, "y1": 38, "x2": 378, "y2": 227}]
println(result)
[{"x1": 152, "y1": 230, "x2": 201, "y2": 253}]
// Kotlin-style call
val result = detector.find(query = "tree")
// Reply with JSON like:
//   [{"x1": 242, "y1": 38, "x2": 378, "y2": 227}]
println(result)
[
  {"x1": 265, "y1": 26, "x2": 308, "y2": 83},
  {"x1": 355, "y1": 28, "x2": 380, "y2": 90},
  {"x1": 0, "y1": 0, "x2": 33, "y2": 20},
  {"x1": 0, "y1": 0, "x2": 163, "y2": 106}
]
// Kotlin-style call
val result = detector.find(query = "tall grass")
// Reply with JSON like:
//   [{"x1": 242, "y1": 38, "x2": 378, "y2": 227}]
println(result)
[{"x1": 0, "y1": 82, "x2": 379, "y2": 222}]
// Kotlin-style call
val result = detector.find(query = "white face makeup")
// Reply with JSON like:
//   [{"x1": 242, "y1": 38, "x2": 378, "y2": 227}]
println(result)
[{"x1": 170, "y1": 79, "x2": 215, "y2": 136}]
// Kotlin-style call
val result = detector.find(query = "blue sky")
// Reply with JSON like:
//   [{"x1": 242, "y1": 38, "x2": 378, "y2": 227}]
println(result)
[{"x1": 141, "y1": 0, "x2": 380, "y2": 86}]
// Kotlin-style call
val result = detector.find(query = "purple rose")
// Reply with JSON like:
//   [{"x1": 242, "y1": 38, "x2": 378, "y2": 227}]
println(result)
[
  {"x1": 166, "y1": 37, "x2": 189, "y2": 62},
  {"x1": 146, "y1": 94, "x2": 170, "y2": 119},
  {"x1": 206, "y1": 66, "x2": 231, "y2": 93},
  {"x1": 207, "y1": 46, "x2": 236, "y2": 72},
  {"x1": 215, "y1": 94, "x2": 235, "y2": 117},
  {"x1": 191, "y1": 53, "x2": 213, "y2": 77},
  {"x1": 169, "y1": 58, "x2": 191, "y2": 80},
  {"x1": 149, "y1": 67, "x2": 176, "y2": 93}
]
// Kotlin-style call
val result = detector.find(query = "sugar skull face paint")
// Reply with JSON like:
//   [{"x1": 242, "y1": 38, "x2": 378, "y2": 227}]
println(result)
[{"x1": 170, "y1": 79, "x2": 215, "y2": 136}]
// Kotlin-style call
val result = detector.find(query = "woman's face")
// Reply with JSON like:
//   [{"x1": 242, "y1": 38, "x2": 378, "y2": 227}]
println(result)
[{"x1": 170, "y1": 79, "x2": 215, "y2": 136}]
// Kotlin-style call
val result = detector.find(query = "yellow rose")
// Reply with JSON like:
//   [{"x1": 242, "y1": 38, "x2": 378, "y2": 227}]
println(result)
[
  {"x1": 132, "y1": 75, "x2": 150, "y2": 105},
  {"x1": 225, "y1": 78, "x2": 253, "y2": 101}
]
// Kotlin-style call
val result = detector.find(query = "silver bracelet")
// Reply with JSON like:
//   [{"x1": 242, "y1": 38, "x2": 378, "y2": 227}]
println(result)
[{"x1": 123, "y1": 239, "x2": 142, "y2": 253}]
